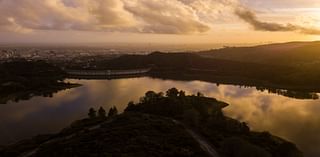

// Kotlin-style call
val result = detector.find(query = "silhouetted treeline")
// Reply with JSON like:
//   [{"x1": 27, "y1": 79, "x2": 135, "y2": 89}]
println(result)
[
  {"x1": 87, "y1": 106, "x2": 118, "y2": 119},
  {"x1": 0, "y1": 59, "x2": 76, "y2": 103}
]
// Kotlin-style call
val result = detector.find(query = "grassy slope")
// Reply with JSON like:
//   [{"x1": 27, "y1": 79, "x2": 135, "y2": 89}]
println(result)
[
  {"x1": 0, "y1": 113, "x2": 209, "y2": 157},
  {"x1": 199, "y1": 41, "x2": 320, "y2": 67}
]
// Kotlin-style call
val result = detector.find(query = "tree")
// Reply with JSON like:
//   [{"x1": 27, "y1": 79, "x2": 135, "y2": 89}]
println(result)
[
  {"x1": 157, "y1": 92, "x2": 164, "y2": 98},
  {"x1": 178, "y1": 90, "x2": 186, "y2": 97},
  {"x1": 88, "y1": 108, "x2": 96, "y2": 119},
  {"x1": 98, "y1": 107, "x2": 106, "y2": 118},
  {"x1": 142, "y1": 91, "x2": 158, "y2": 103},
  {"x1": 125, "y1": 101, "x2": 136, "y2": 112},
  {"x1": 108, "y1": 106, "x2": 118, "y2": 117},
  {"x1": 166, "y1": 88, "x2": 179, "y2": 97},
  {"x1": 140, "y1": 91, "x2": 164, "y2": 103},
  {"x1": 197, "y1": 92, "x2": 204, "y2": 97}
]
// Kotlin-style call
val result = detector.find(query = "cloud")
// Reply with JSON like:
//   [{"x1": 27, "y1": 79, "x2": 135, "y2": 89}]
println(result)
[
  {"x1": 0, "y1": 0, "x2": 210, "y2": 34},
  {"x1": 0, "y1": 0, "x2": 137, "y2": 32},
  {"x1": 123, "y1": 0, "x2": 210, "y2": 34},
  {"x1": 1, "y1": 0, "x2": 320, "y2": 35},
  {"x1": 235, "y1": 7, "x2": 320, "y2": 35}
]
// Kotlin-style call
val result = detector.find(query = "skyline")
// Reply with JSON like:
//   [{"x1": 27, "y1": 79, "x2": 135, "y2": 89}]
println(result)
[{"x1": 1, "y1": 0, "x2": 320, "y2": 44}]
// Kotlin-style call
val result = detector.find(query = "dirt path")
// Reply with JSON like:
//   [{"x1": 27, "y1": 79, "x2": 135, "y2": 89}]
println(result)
[{"x1": 172, "y1": 120, "x2": 220, "y2": 157}]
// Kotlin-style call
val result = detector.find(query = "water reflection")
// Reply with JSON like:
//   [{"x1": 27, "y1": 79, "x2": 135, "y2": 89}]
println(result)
[
  {"x1": 0, "y1": 77, "x2": 319, "y2": 157},
  {"x1": 255, "y1": 87, "x2": 319, "y2": 100}
]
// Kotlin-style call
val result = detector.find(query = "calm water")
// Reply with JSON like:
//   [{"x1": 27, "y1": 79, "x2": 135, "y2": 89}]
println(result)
[{"x1": 1, "y1": 77, "x2": 320, "y2": 157}]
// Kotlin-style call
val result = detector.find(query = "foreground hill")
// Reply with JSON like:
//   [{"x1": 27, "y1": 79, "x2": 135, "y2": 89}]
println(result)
[
  {"x1": 0, "y1": 88, "x2": 303, "y2": 157},
  {"x1": 0, "y1": 113, "x2": 208, "y2": 157}
]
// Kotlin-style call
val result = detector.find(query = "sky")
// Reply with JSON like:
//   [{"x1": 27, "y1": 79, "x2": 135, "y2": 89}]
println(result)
[{"x1": 1, "y1": 0, "x2": 320, "y2": 45}]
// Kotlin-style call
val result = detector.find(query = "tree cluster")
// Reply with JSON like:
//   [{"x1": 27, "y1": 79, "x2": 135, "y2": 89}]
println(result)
[
  {"x1": 123, "y1": 88, "x2": 302, "y2": 157},
  {"x1": 88, "y1": 106, "x2": 118, "y2": 119}
]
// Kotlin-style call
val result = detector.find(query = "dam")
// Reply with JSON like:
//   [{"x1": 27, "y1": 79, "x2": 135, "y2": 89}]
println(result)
[{"x1": 65, "y1": 68, "x2": 151, "y2": 77}]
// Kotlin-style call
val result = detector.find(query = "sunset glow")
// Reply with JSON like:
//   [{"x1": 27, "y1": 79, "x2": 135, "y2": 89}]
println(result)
[
  {"x1": 2, "y1": 1, "x2": 320, "y2": 157},
  {"x1": 0, "y1": 0, "x2": 320, "y2": 44}
]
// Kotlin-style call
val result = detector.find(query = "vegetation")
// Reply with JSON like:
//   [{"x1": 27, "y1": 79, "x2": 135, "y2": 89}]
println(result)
[
  {"x1": 69, "y1": 51, "x2": 320, "y2": 99},
  {"x1": 98, "y1": 107, "x2": 106, "y2": 118},
  {"x1": 108, "y1": 106, "x2": 118, "y2": 117},
  {"x1": 88, "y1": 108, "x2": 96, "y2": 119},
  {"x1": 199, "y1": 41, "x2": 320, "y2": 67},
  {"x1": 0, "y1": 59, "x2": 79, "y2": 104},
  {"x1": 125, "y1": 88, "x2": 303, "y2": 157},
  {"x1": 0, "y1": 108, "x2": 207, "y2": 157},
  {"x1": 199, "y1": 41, "x2": 320, "y2": 90}
]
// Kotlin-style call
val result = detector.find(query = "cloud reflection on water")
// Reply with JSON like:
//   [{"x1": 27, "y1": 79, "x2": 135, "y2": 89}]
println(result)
[{"x1": 0, "y1": 77, "x2": 320, "y2": 156}]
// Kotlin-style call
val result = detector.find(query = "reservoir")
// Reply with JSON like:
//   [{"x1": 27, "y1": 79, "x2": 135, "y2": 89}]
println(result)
[{"x1": 0, "y1": 77, "x2": 319, "y2": 157}]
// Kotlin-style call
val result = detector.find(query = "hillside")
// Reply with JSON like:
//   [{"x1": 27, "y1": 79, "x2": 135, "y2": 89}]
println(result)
[
  {"x1": 0, "y1": 112, "x2": 209, "y2": 157},
  {"x1": 62, "y1": 48, "x2": 320, "y2": 95},
  {"x1": 88, "y1": 52, "x2": 320, "y2": 91},
  {"x1": 199, "y1": 41, "x2": 320, "y2": 67},
  {"x1": 0, "y1": 59, "x2": 78, "y2": 103}
]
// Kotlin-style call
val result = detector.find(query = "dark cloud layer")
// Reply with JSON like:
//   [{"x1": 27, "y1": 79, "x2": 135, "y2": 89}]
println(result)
[{"x1": 235, "y1": 8, "x2": 320, "y2": 35}]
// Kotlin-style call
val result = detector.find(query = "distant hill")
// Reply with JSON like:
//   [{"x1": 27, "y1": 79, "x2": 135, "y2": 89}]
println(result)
[
  {"x1": 102, "y1": 52, "x2": 320, "y2": 89},
  {"x1": 66, "y1": 50, "x2": 320, "y2": 92},
  {"x1": 199, "y1": 41, "x2": 320, "y2": 67},
  {"x1": 0, "y1": 60, "x2": 78, "y2": 103},
  {"x1": 103, "y1": 52, "x2": 290, "y2": 73}
]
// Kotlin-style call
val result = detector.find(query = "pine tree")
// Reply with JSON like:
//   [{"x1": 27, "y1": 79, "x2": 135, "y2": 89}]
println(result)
[
  {"x1": 98, "y1": 107, "x2": 106, "y2": 118},
  {"x1": 88, "y1": 108, "x2": 96, "y2": 119},
  {"x1": 108, "y1": 106, "x2": 118, "y2": 117}
]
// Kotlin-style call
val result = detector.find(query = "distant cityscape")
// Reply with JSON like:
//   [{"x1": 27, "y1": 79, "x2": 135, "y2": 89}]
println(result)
[
  {"x1": 0, "y1": 43, "x2": 233, "y2": 62},
  {"x1": 0, "y1": 47, "x2": 140, "y2": 62}
]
